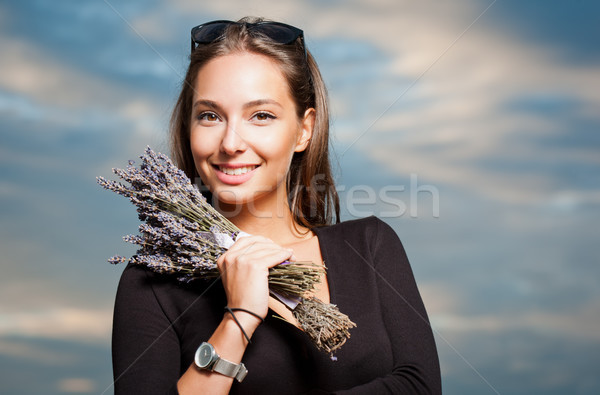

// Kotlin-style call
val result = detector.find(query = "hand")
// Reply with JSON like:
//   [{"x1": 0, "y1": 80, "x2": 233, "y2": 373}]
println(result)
[{"x1": 217, "y1": 235, "x2": 295, "y2": 321}]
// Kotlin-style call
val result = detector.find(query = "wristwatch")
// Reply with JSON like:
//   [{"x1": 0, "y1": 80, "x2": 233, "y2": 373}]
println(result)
[{"x1": 194, "y1": 342, "x2": 248, "y2": 382}]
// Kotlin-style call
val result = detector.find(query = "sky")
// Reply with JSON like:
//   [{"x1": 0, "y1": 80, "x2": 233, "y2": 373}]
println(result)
[{"x1": 0, "y1": 0, "x2": 599, "y2": 394}]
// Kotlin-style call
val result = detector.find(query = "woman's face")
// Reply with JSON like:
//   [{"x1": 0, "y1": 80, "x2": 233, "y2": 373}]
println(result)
[{"x1": 190, "y1": 52, "x2": 314, "y2": 210}]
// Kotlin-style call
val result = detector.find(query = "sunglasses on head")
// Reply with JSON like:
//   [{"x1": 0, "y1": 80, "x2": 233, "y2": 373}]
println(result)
[{"x1": 190, "y1": 20, "x2": 306, "y2": 58}]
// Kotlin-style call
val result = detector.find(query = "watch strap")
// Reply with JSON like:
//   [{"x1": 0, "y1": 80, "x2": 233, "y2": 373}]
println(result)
[{"x1": 213, "y1": 358, "x2": 248, "y2": 382}]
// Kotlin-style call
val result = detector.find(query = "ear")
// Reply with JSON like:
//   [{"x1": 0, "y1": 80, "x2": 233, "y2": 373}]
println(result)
[{"x1": 294, "y1": 108, "x2": 315, "y2": 152}]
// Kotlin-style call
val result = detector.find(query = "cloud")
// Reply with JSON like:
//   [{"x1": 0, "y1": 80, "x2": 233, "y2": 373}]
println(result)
[
  {"x1": 0, "y1": 35, "x2": 168, "y2": 141},
  {"x1": 432, "y1": 299, "x2": 600, "y2": 341},
  {"x1": 0, "y1": 37, "x2": 119, "y2": 109},
  {"x1": 0, "y1": 180, "x2": 27, "y2": 199},
  {"x1": 0, "y1": 338, "x2": 77, "y2": 365},
  {"x1": 127, "y1": 6, "x2": 185, "y2": 44},
  {"x1": 56, "y1": 378, "x2": 96, "y2": 393},
  {"x1": 346, "y1": 7, "x2": 600, "y2": 203},
  {"x1": 171, "y1": 0, "x2": 308, "y2": 22},
  {"x1": 418, "y1": 281, "x2": 464, "y2": 315},
  {"x1": 0, "y1": 308, "x2": 112, "y2": 344},
  {"x1": 420, "y1": 270, "x2": 600, "y2": 342}
]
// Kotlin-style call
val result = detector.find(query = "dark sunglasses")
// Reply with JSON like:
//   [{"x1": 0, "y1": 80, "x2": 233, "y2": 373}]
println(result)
[{"x1": 190, "y1": 20, "x2": 306, "y2": 58}]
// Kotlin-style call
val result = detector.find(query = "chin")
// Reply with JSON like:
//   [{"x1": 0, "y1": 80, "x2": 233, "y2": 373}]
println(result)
[
  {"x1": 212, "y1": 186, "x2": 254, "y2": 205},
  {"x1": 214, "y1": 186, "x2": 278, "y2": 213}
]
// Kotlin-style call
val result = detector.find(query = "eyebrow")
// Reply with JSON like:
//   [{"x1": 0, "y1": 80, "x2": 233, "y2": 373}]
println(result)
[
  {"x1": 192, "y1": 99, "x2": 221, "y2": 110},
  {"x1": 243, "y1": 99, "x2": 283, "y2": 110},
  {"x1": 192, "y1": 99, "x2": 283, "y2": 110}
]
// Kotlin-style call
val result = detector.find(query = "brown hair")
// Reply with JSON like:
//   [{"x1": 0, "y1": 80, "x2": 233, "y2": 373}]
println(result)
[{"x1": 170, "y1": 17, "x2": 339, "y2": 228}]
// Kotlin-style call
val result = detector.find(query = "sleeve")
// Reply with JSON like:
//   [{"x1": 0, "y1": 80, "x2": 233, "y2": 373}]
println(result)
[
  {"x1": 112, "y1": 264, "x2": 181, "y2": 395},
  {"x1": 335, "y1": 218, "x2": 441, "y2": 394}
]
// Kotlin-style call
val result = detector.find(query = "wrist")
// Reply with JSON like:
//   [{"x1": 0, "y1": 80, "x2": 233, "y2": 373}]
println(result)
[
  {"x1": 222, "y1": 312, "x2": 260, "y2": 340},
  {"x1": 227, "y1": 307, "x2": 264, "y2": 323}
]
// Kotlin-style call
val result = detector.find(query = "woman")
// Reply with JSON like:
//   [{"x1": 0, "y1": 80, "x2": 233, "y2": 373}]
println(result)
[{"x1": 112, "y1": 17, "x2": 441, "y2": 394}]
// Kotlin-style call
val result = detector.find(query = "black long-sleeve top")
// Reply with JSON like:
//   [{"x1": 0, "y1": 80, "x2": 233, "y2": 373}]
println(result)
[{"x1": 112, "y1": 216, "x2": 441, "y2": 394}]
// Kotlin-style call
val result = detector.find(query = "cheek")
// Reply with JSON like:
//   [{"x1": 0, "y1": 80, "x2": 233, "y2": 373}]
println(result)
[
  {"x1": 253, "y1": 126, "x2": 300, "y2": 161},
  {"x1": 190, "y1": 127, "x2": 220, "y2": 152},
  {"x1": 189, "y1": 132, "x2": 216, "y2": 171},
  {"x1": 253, "y1": 139, "x2": 293, "y2": 171},
  {"x1": 190, "y1": 139, "x2": 205, "y2": 164}
]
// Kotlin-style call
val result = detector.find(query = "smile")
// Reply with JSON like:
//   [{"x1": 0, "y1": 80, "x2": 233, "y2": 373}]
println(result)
[
  {"x1": 217, "y1": 165, "x2": 259, "y2": 176},
  {"x1": 212, "y1": 164, "x2": 259, "y2": 186}
]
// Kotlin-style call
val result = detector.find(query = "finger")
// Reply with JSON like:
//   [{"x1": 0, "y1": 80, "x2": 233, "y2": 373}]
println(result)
[
  {"x1": 219, "y1": 246, "x2": 294, "y2": 278},
  {"x1": 227, "y1": 235, "x2": 273, "y2": 253},
  {"x1": 226, "y1": 240, "x2": 280, "y2": 263},
  {"x1": 216, "y1": 253, "x2": 226, "y2": 272},
  {"x1": 238, "y1": 248, "x2": 294, "y2": 269}
]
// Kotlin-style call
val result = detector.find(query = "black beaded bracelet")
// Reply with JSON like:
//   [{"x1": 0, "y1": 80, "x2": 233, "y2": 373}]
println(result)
[{"x1": 224, "y1": 307, "x2": 264, "y2": 344}]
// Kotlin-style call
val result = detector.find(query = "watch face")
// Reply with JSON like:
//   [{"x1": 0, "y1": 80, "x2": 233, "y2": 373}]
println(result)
[{"x1": 196, "y1": 343, "x2": 215, "y2": 368}]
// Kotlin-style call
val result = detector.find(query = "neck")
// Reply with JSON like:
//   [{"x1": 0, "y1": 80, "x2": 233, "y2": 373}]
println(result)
[{"x1": 217, "y1": 190, "x2": 309, "y2": 245}]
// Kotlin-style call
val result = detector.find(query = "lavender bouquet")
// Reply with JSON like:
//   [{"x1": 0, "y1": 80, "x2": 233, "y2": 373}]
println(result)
[{"x1": 98, "y1": 147, "x2": 355, "y2": 355}]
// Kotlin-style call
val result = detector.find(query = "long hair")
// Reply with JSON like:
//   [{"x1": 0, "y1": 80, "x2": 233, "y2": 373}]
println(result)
[{"x1": 170, "y1": 17, "x2": 339, "y2": 228}]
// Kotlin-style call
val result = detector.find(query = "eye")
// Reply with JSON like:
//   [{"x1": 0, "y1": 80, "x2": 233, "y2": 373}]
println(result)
[
  {"x1": 252, "y1": 112, "x2": 276, "y2": 122},
  {"x1": 197, "y1": 112, "x2": 220, "y2": 122}
]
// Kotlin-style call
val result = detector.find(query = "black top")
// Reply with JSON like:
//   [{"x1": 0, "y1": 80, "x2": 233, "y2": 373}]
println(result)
[{"x1": 112, "y1": 216, "x2": 441, "y2": 394}]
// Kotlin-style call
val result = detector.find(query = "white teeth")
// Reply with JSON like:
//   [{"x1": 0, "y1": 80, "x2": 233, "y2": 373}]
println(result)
[{"x1": 219, "y1": 166, "x2": 257, "y2": 176}]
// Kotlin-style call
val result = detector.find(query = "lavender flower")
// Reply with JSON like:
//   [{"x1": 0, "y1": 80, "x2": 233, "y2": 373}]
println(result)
[{"x1": 98, "y1": 146, "x2": 355, "y2": 354}]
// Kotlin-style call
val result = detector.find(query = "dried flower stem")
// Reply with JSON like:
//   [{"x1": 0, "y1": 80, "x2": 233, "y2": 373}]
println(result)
[{"x1": 293, "y1": 297, "x2": 357, "y2": 355}]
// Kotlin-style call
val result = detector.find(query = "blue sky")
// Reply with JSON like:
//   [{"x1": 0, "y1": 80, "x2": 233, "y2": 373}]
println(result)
[{"x1": 1, "y1": 0, "x2": 599, "y2": 394}]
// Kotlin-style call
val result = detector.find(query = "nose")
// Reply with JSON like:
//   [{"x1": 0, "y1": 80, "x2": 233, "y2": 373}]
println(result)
[{"x1": 220, "y1": 121, "x2": 247, "y2": 155}]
